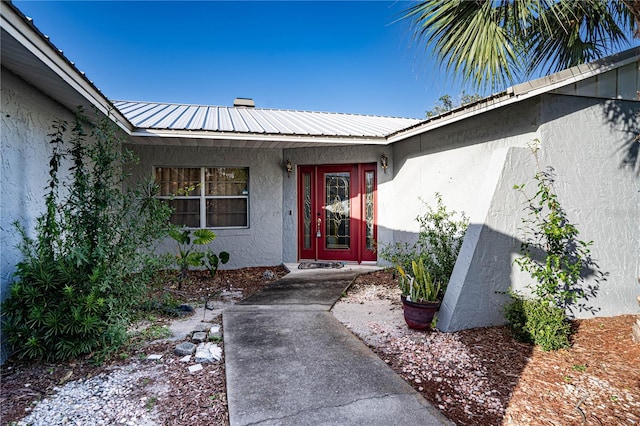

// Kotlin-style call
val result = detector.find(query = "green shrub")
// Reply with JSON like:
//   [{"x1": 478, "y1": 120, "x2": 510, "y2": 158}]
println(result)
[
  {"x1": 513, "y1": 165, "x2": 598, "y2": 313},
  {"x1": 1, "y1": 111, "x2": 171, "y2": 362},
  {"x1": 380, "y1": 193, "x2": 468, "y2": 297},
  {"x1": 504, "y1": 293, "x2": 571, "y2": 351},
  {"x1": 509, "y1": 152, "x2": 603, "y2": 352}
]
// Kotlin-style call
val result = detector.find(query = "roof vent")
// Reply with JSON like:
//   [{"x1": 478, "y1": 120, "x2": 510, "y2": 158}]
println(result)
[{"x1": 233, "y1": 98, "x2": 255, "y2": 108}]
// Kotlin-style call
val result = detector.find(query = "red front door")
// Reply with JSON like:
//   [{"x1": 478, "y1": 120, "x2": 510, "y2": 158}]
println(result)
[{"x1": 298, "y1": 164, "x2": 377, "y2": 263}]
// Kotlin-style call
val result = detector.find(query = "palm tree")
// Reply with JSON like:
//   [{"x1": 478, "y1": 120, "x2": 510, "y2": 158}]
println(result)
[{"x1": 403, "y1": 0, "x2": 639, "y2": 91}]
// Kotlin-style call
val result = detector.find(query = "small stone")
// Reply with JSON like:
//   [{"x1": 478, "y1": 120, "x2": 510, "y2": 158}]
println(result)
[
  {"x1": 262, "y1": 270, "x2": 275, "y2": 280},
  {"x1": 220, "y1": 290, "x2": 243, "y2": 299},
  {"x1": 188, "y1": 364, "x2": 203, "y2": 373},
  {"x1": 146, "y1": 354, "x2": 162, "y2": 361},
  {"x1": 210, "y1": 325, "x2": 220, "y2": 333},
  {"x1": 208, "y1": 344, "x2": 222, "y2": 361},
  {"x1": 192, "y1": 331, "x2": 207, "y2": 343},
  {"x1": 179, "y1": 355, "x2": 191, "y2": 363},
  {"x1": 174, "y1": 342, "x2": 197, "y2": 356},
  {"x1": 195, "y1": 342, "x2": 222, "y2": 363},
  {"x1": 192, "y1": 324, "x2": 209, "y2": 333}
]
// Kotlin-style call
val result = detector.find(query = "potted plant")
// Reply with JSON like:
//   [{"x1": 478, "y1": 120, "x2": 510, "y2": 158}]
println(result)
[
  {"x1": 381, "y1": 194, "x2": 469, "y2": 330},
  {"x1": 397, "y1": 259, "x2": 442, "y2": 330}
]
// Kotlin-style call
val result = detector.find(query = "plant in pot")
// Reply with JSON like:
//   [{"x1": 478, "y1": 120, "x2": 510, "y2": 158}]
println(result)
[
  {"x1": 380, "y1": 193, "x2": 468, "y2": 330},
  {"x1": 396, "y1": 259, "x2": 442, "y2": 330}
]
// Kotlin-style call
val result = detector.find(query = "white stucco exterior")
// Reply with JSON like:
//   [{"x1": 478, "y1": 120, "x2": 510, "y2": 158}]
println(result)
[
  {"x1": 420, "y1": 94, "x2": 640, "y2": 331},
  {"x1": 1, "y1": 68, "x2": 79, "y2": 362}
]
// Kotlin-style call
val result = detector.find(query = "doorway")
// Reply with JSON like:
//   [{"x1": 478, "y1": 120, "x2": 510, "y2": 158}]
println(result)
[{"x1": 297, "y1": 164, "x2": 376, "y2": 263}]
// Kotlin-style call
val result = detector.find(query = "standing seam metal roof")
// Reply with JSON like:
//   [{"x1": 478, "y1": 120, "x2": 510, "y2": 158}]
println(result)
[{"x1": 113, "y1": 101, "x2": 422, "y2": 138}]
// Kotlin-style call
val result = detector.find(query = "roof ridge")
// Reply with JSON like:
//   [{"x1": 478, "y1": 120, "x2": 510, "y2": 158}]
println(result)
[{"x1": 112, "y1": 100, "x2": 421, "y2": 120}]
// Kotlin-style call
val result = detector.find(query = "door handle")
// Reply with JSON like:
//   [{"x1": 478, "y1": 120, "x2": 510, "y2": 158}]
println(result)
[{"x1": 316, "y1": 217, "x2": 322, "y2": 238}]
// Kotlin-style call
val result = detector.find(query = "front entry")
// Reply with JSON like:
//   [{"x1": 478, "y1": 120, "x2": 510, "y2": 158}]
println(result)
[{"x1": 298, "y1": 164, "x2": 377, "y2": 263}]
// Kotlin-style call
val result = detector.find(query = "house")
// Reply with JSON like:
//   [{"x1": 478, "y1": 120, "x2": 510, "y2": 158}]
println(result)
[{"x1": 2, "y1": 0, "x2": 638, "y2": 364}]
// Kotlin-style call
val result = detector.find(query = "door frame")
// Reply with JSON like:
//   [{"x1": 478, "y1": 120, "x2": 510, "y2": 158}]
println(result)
[{"x1": 297, "y1": 163, "x2": 377, "y2": 263}]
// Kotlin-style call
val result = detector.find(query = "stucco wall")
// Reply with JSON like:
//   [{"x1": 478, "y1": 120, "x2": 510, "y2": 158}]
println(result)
[
  {"x1": 389, "y1": 98, "x2": 539, "y2": 248},
  {"x1": 281, "y1": 145, "x2": 392, "y2": 263},
  {"x1": 1, "y1": 68, "x2": 77, "y2": 363},
  {"x1": 536, "y1": 95, "x2": 639, "y2": 317},
  {"x1": 434, "y1": 94, "x2": 640, "y2": 331},
  {"x1": 124, "y1": 144, "x2": 284, "y2": 269}
]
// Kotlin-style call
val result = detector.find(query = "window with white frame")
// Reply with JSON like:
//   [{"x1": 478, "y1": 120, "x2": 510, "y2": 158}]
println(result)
[{"x1": 155, "y1": 167, "x2": 249, "y2": 228}]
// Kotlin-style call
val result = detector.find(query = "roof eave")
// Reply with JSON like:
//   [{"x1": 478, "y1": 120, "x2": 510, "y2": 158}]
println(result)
[
  {"x1": 130, "y1": 128, "x2": 389, "y2": 145},
  {"x1": 388, "y1": 46, "x2": 640, "y2": 144},
  {"x1": 1, "y1": 1, "x2": 133, "y2": 133}
]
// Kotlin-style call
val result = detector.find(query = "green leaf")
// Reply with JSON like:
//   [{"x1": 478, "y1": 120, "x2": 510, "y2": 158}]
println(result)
[{"x1": 192, "y1": 229, "x2": 216, "y2": 245}]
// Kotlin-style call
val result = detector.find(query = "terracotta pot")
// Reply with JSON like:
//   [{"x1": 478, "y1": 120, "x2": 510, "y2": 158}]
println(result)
[{"x1": 401, "y1": 296, "x2": 441, "y2": 330}]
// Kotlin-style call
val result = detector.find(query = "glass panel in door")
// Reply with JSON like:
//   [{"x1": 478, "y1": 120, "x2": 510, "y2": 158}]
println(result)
[{"x1": 324, "y1": 172, "x2": 351, "y2": 250}]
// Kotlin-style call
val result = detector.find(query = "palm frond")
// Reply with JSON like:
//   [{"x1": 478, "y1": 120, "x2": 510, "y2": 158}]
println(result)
[{"x1": 402, "y1": 0, "x2": 636, "y2": 91}]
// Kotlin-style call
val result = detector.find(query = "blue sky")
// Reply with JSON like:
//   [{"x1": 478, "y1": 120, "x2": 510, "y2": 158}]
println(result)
[
  {"x1": 12, "y1": 1, "x2": 637, "y2": 119},
  {"x1": 14, "y1": 1, "x2": 476, "y2": 118}
]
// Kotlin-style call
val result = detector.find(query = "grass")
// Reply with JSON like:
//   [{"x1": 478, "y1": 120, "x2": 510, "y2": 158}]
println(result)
[{"x1": 146, "y1": 396, "x2": 158, "y2": 411}]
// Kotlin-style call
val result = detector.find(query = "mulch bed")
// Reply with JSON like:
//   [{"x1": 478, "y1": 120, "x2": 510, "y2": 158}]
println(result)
[
  {"x1": 349, "y1": 269, "x2": 640, "y2": 426},
  {"x1": 2, "y1": 266, "x2": 638, "y2": 426}
]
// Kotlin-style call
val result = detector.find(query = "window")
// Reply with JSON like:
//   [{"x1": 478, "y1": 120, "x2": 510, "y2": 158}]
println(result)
[{"x1": 155, "y1": 167, "x2": 249, "y2": 228}]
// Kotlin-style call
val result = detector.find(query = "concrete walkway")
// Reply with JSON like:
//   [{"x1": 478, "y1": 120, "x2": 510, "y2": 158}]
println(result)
[{"x1": 223, "y1": 265, "x2": 452, "y2": 425}]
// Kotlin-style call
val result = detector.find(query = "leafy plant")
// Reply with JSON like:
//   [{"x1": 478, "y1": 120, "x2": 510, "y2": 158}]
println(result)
[
  {"x1": 506, "y1": 157, "x2": 603, "y2": 351},
  {"x1": 503, "y1": 292, "x2": 571, "y2": 351},
  {"x1": 138, "y1": 325, "x2": 173, "y2": 341},
  {"x1": 169, "y1": 227, "x2": 216, "y2": 288},
  {"x1": 380, "y1": 193, "x2": 468, "y2": 298},
  {"x1": 202, "y1": 250, "x2": 230, "y2": 279},
  {"x1": 1, "y1": 110, "x2": 172, "y2": 362},
  {"x1": 513, "y1": 166, "x2": 600, "y2": 313},
  {"x1": 397, "y1": 259, "x2": 441, "y2": 302},
  {"x1": 146, "y1": 396, "x2": 158, "y2": 411}
]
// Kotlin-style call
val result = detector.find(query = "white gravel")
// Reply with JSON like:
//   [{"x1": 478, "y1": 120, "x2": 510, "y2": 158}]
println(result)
[{"x1": 17, "y1": 363, "x2": 168, "y2": 426}]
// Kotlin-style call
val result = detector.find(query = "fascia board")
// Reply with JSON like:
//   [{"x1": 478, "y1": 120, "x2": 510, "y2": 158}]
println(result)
[
  {"x1": 130, "y1": 128, "x2": 388, "y2": 145},
  {"x1": 388, "y1": 48, "x2": 640, "y2": 144},
  {"x1": 1, "y1": 5, "x2": 132, "y2": 133},
  {"x1": 511, "y1": 52, "x2": 639, "y2": 97}
]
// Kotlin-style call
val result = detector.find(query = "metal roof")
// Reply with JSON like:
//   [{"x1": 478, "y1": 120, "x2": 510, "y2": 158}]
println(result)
[{"x1": 113, "y1": 101, "x2": 421, "y2": 139}]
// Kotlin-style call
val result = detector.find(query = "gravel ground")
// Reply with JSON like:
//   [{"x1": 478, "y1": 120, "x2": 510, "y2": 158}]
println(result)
[
  {"x1": 15, "y1": 363, "x2": 167, "y2": 426},
  {"x1": 2, "y1": 267, "x2": 639, "y2": 426}
]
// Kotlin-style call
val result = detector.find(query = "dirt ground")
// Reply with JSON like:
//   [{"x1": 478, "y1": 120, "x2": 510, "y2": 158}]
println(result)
[{"x1": 2, "y1": 266, "x2": 639, "y2": 425}]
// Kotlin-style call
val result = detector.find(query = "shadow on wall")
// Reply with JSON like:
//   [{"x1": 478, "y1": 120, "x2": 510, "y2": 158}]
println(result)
[
  {"x1": 602, "y1": 99, "x2": 640, "y2": 176},
  {"x1": 392, "y1": 99, "x2": 540, "y2": 173},
  {"x1": 380, "y1": 222, "x2": 609, "y2": 425},
  {"x1": 388, "y1": 222, "x2": 606, "y2": 333}
]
